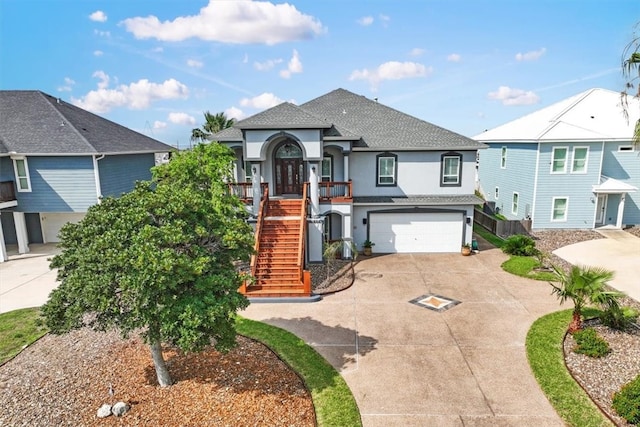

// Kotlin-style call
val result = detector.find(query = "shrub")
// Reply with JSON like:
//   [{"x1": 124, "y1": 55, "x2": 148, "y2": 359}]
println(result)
[
  {"x1": 572, "y1": 328, "x2": 611, "y2": 358},
  {"x1": 600, "y1": 305, "x2": 639, "y2": 330},
  {"x1": 613, "y1": 375, "x2": 640, "y2": 424},
  {"x1": 501, "y1": 234, "x2": 539, "y2": 256}
]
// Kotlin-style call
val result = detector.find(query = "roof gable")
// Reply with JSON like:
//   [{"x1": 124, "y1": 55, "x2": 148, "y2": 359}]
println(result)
[
  {"x1": 234, "y1": 102, "x2": 331, "y2": 130},
  {"x1": 0, "y1": 91, "x2": 174, "y2": 155},
  {"x1": 474, "y1": 88, "x2": 640, "y2": 142}
]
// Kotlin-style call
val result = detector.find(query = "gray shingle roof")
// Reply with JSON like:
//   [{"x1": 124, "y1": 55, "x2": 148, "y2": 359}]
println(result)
[
  {"x1": 353, "y1": 195, "x2": 483, "y2": 205},
  {"x1": 0, "y1": 91, "x2": 174, "y2": 155},
  {"x1": 213, "y1": 89, "x2": 484, "y2": 151}
]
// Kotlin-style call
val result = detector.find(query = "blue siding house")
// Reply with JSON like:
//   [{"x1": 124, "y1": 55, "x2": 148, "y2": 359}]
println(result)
[
  {"x1": 0, "y1": 90, "x2": 173, "y2": 261},
  {"x1": 475, "y1": 88, "x2": 639, "y2": 230}
]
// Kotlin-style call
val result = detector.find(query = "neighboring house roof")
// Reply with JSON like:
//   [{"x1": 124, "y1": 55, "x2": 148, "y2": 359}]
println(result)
[
  {"x1": 353, "y1": 195, "x2": 483, "y2": 205},
  {"x1": 593, "y1": 176, "x2": 639, "y2": 193},
  {"x1": 0, "y1": 90, "x2": 174, "y2": 155},
  {"x1": 214, "y1": 88, "x2": 485, "y2": 151},
  {"x1": 474, "y1": 88, "x2": 640, "y2": 142}
]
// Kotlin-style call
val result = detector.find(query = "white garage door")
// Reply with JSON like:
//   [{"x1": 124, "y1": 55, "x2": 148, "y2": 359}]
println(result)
[
  {"x1": 41, "y1": 213, "x2": 85, "y2": 243},
  {"x1": 369, "y1": 212, "x2": 463, "y2": 253}
]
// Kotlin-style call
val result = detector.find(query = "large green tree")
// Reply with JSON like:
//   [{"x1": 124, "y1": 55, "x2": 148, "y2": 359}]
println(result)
[
  {"x1": 42, "y1": 142, "x2": 254, "y2": 387},
  {"x1": 190, "y1": 111, "x2": 235, "y2": 143},
  {"x1": 621, "y1": 22, "x2": 640, "y2": 145}
]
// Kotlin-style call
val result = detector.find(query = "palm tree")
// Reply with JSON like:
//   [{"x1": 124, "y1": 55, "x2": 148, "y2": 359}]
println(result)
[
  {"x1": 190, "y1": 111, "x2": 235, "y2": 144},
  {"x1": 549, "y1": 264, "x2": 617, "y2": 333},
  {"x1": 621, "y1": 23, "x2": 640, "y2": 147}
]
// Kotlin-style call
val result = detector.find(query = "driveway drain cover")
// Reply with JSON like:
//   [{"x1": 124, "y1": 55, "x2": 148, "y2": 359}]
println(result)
[{"x1": 409, "y1": 294, "x2": 460, "y2": 312}]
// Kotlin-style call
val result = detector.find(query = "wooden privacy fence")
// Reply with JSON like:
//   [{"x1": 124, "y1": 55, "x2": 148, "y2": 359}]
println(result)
[{"x1": 474, "y1": 208, "x2": 532, "y2": 239}]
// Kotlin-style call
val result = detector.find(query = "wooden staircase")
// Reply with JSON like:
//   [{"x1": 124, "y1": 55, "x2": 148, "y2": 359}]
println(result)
[{"x1": 241, "y1": 195, "x2": 312, "y2": 298}]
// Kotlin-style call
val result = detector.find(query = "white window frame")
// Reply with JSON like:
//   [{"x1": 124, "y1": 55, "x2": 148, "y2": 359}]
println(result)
[
  {"x1": 442, "y1": 155, "x2": 460, "y2": 185},
  {"x1": 500, "y1": 146, "x2": 507, "y2": 169},
  {"x1": 512, "y1": 192, "x2": 519, "y2": 216},
  {"x1": 571, "y1": 146, "x2": 589, "y2": 174},
  {"x1": 244, "y1": 161, "x2": 252, "y2": 183},
  {"x1": 551, "y1": 197, "x2": 568, "y2": 222},
  {"x1": 12, "y1": 157, "x2": 32, "y2": 192},
  {"x1": 618, "y1": 145, "x2": 634, "y2": 152},
  {"x1": 378, "y1": 156, "x2": 396, "y2": 185},
  {"x1": 494, "y1": 187, "x2": 499, "y2": 199},
  {"x1": 551, "y1": 147, "x2": 568, "y2": 174},
  {"x1": 321, "y1": 156, "x2": 332, "y2": 182}
]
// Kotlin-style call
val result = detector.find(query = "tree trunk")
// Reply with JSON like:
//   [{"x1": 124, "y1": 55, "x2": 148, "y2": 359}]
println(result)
[
  {"x1": 568, "y1": 310, "x2": 583, "y2": 334},
  {"x1": 149, "y1": 340, "x2": 172, "y2": 387}
]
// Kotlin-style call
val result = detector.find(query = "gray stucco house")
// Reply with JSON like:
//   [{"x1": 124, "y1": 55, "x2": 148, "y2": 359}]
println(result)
[
  {"x1": 0, "y1": 90, "x2": 173, "y2": 261},
  {"x1": 215, "y1": 88, "x2": 486, "y2": 266}
]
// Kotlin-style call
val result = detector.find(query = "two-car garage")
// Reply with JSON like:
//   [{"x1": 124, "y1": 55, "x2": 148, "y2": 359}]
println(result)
[{"x1": 368, "y1": 211, "x2": 465, "y2": 253}]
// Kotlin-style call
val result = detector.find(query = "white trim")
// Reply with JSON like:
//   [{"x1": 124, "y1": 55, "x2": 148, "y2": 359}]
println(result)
[
  {"x1": 512, "y1": 192, "x2": 519, "y2": 216},
  {"x1": 550, "y1": 146, "x2": 568, "y2": 174},
  {"x1": 618, "y1": 145, "x2": 635, "y2": 152},
  {"x1": 93, "y1": 154, "x2": 105, "y2": 203},
  {"x1": 570, "y1": 146, "x2": 589, "y2": 174},
  {"x1": 377, "y1": 156, "x2": 395, "y2": 185},
  {"x1": 551, "y1": 197, "x2": 568, "y2": 222},
  {"x1": 12, "y1": 157, "x2": 32, "y2": 192},
  {"x1": 442, "y1": 155, "x2": 460, "y2": 185},
  {"x1": 531, "y1": 142, "x2": 541, "y2": 228}
]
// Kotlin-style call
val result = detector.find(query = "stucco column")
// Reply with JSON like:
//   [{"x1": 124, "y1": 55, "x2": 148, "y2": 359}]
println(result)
[
  {"x1": 343, "y1": 154, "x2": 349, "y2": 182},
  {"x1": 251, "y1": 163, "x2": 261, "y2": 217},
  {"x1": 13, "y1": 211, "x2": 29, "y2": 254},
  {"x1": 616, "y1": 193, "x2": 626, "y2": 228},
  {"x1": 309, "y1": 162, "x2": 320, "y2": 218},
  {"x1": 342, "y1": 214, "x2": 353, "y2": 259},
  {"x1": 0, "y1": 216, "x2": 7, "y2": 262}
]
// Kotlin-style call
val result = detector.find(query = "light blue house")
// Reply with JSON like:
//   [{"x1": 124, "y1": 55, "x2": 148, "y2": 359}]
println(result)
[
  {"x1": 475, "y1": 88, "x2": 639, "y2": 230},
  {"x1": 0, "y1": 90, "x2": 173, "y2": 261}
]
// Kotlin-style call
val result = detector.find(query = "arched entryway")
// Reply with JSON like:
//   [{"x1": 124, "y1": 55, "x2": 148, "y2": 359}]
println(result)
[{"x1": 274, "y1": 139, "x2": 304, "y2": 195}]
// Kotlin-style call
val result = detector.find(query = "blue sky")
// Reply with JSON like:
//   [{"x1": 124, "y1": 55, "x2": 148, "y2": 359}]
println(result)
[{"x1": 1, "y1": 0, "x2": 638, "y2": 149}]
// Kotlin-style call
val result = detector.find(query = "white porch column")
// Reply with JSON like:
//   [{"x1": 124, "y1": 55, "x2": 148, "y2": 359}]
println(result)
[
  {"x1": 342, "y1": 214, "x2": 353, "y2": 259},
  {"x1": 343, "y1": 154, "x2": 349, "y2": 181},
  {"x1": 616, "y1": 193, "x2": 626, "y2": 228},
  {"x1": 0, "y1": 215, "x2": 7, "y2": 262},
  {"x1": 309, "y1": 162, "x2": 320, "y2": 218},
  {"x1": 13, "y1": 211, "x2": 29, "y2": 255},
  {"x1": 251, "y1": 163, "x2": 261, "y2": 217}
]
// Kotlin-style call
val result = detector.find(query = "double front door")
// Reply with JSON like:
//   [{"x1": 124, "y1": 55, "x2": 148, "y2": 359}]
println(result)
[{"x1": 275, "y1": 158, "x2": 303, "y2": 195}]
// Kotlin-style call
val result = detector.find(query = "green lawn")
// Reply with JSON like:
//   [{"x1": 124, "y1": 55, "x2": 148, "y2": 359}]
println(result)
[
  {"x1": 473, "y1": 224, "x2": 504, "y2": 248},
  {"x1": 0, "y1": 308, "x2": 48, "y2": 364},
  {"x1": 526, "y1": 309, "x2": 613, "y2": 427},
  {"x1": 502, "y1": 256, "x2": 557, "y2": 281}
]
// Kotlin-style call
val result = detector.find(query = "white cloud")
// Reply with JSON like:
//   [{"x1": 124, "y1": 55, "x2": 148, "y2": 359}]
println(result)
[
  {"x1": 71, "y1": 77, "x2": 189, "y2": 113},
  {"x1": 409, "y1": 48, "x2": 425, "y2": 57},
  {"x1": 57, "y1": 77, "x2": 76, "y2": 92},
  {"x1": 254, "y1": 58, "x2": 283, "y2": 71},
  {"x1": 153, "y1": 121, "x2": 167, "y2": 129},
  {"x1": 379, "y1": 14, "x2": 390, "y2": 26},
  {"x1": 168, "y1": 112, "x2": 196, "y2": 125},
  {"x1": 349, "y1": 61, "x2": 432, "y2": 90},
  {"x1": 121, "y1": 0, "x2": 325, "y2": 45},
  {"x1": 187, "y1": 59, "x2": 203, "y2": 68},
  {"x1": 92, "y1": 70, "x2": 110, "y2": 89},
  {"x1": 447, "y1": 53, "x2": 461, "y2": 62},
  {"x1": 89, "y1": 10, "x2": 107, "y2": 22},
  {"x1": 357, "y1": 16, "x2": 374, "y2": 26},
  {"x1": 94, "y1": 29, "x2": 111, "y2": 37},
  {"x1": 488, "y1": 86, "x2": 540, "y2": 106},
  {"x1": 240, "y1": 92, "x2": 286, "y2": 109},
  {"x1": 515, "y1": 47, "x2": 546, "y2": 61},
  {"x1": 225, "y1": 106, "x2": 245, "y2": 120},
  {"x1": 279, "y1": 49, "x2": 303, "y2": 79},
  {"x1": 93, "y1": 50, "x2": 104, "y2": 57}
]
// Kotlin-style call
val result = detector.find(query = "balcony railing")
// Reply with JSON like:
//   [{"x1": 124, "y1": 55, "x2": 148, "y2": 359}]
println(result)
[
  {"x1": 0, "y1": 181, "x2": 16, "y2": 203},
  {"x1": 319, "y1": 181, "x2": 352, "y2": 202},
  {"x1": 228, "y1": 182, "x2": 268, "y2": 202}
]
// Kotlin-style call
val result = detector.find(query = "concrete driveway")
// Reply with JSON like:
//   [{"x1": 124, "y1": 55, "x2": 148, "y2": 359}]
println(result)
[{"x1": 244, "y1": 248, "x2": 565, "y2": 426}]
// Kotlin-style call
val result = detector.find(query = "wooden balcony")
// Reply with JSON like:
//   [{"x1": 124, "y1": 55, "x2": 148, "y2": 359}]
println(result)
[
  {"x1": 318, "y1": 181, "x2": 352, "y2": 202},
  {"x1": 0, "y1": 181, "x2": 16, "y2": 203},
  {"x1": 228, "y1": 182, "x2": 268, "y2": 203}
]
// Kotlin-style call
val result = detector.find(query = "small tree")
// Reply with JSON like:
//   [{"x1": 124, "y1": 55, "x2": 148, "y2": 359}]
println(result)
[
  {"x1": 548, "y1": 264, "x2": 617, "y2": 333},
  {"x1": 42, "y1": 143, "x2": 254, "y2": 387}
]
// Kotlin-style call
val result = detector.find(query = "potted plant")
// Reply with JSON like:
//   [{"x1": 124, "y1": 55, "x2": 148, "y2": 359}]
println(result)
[
  {"x1": 363, "y1": 239, "x2": 375, "y2": 256},
  {"x1": 461, "y1": 242, "x2": 472, "y2": 256}
]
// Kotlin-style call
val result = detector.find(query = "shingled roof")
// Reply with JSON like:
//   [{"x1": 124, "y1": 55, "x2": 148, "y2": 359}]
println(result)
[
  {"x1": 0, "y1": 91, "x2": 174, "y2": 155},
  {"x1": 213, "y1": 88, "x2": 484, "y2": 151}
]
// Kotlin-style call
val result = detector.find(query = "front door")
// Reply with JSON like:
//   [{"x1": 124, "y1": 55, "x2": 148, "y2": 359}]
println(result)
[
  {"x1": 274, "y1": 141, "x2": 304, "y2": 195},
  {"x1": 595, "y1": 194, "x2": 607, "y2": 225}
]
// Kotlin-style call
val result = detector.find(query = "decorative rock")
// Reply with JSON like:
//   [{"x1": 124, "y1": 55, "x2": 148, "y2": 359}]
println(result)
[
  {"x1": 112, "y1": 401, "x2": 130, "y2": 417},
  {"x1": 97, "y1": 404, "x2": 112, "y2": 418}
]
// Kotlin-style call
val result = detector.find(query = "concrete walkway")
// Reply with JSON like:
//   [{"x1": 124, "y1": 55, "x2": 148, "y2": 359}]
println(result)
[
  {"x1": 243, "y1": 248, "x2": 565, "y2": 426},
  {"x1": 554, "y1": 228, "x2": 640, "y2": 302}
]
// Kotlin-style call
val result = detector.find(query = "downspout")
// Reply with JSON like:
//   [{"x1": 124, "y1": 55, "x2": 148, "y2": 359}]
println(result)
[{"x1": 93, "y1": 154, "x2": 105, "y2": 203}]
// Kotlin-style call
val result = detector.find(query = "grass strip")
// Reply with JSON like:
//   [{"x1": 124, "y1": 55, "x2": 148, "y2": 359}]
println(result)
[
  {"x1": 526, "y1": 309, "x2": 613, "y2": 427},
  {"x1": 236, "y1": 316, "x2": 362, "y2": 427},
  {"x1": 0, "y1": 308, "x2": 48, "y2": 365},
  {"x1": 502, "y1": 256, "x2": 557, "y2": 281},
  {"x1": 473, "y1": 224, "x2": 504, "y2": 248}
]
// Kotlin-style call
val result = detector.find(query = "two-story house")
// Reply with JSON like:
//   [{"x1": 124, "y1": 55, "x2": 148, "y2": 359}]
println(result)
[
  {"x1": 213, "y1": 88, "x2": 486, "y2": 297},
  {"x1": 0, "y1": 90, "x2": 173, "y2": 261},
  {"x1": 475, "y1": 88, "x2": 639, "y2": 231}
]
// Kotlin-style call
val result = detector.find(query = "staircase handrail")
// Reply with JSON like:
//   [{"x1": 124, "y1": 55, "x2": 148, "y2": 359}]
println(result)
[
  {"x1": 249, "y1": 185, "x2": 269, "y2": 279},
  {"x1": 297, "y1": 183, "x2": 308, "y2": 283}
]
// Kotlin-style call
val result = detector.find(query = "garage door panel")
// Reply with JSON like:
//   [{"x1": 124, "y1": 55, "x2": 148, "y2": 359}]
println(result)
[
  {"x1": 41, "y1": 213, "x2": 85, "y2": 243},
  {"x1": 370, "y1": 212, "x2": 463, "y2": 253}
]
